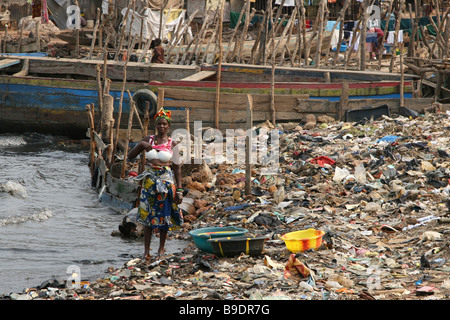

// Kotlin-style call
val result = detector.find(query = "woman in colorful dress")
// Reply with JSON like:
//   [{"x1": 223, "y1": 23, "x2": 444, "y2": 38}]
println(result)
[{"x1": 127, "y1": 109, "x2": 183, "y2": 260}]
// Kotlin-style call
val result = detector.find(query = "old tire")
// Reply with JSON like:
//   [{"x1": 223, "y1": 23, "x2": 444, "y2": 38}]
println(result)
[{"x1": 132, "y1": 89, "x2": 157, "y2": 117}]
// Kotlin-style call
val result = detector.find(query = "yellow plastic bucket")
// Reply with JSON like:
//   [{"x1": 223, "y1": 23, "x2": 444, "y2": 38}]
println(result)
[{"x1": 281, "y1": 229, "x2": 325, "y2": 253}]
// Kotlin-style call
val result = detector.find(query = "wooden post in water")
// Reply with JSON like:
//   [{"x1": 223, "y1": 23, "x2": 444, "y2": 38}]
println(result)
[
  {"x1": 17, "y1": 21, "x2": 24, "y2": 53},
  {"x1": 86, "y1": 103, "x2": 96, "y2": 176},
  {"x1": 121, "y1": 101, "x2": 135, "y2": 179}
]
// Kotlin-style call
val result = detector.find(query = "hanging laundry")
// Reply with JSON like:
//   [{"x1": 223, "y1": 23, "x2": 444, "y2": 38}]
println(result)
[
  {"x1": 387, "y1": 30, "x2": 403, "y2": 44},
  {"x1": 275, "y1": 0, "x2": 296, "y2": 6}
]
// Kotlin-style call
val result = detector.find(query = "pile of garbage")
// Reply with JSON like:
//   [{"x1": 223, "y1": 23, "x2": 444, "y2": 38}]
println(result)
[{"x1": 3, "y1": 108, "x2": 450, "y2": 300}]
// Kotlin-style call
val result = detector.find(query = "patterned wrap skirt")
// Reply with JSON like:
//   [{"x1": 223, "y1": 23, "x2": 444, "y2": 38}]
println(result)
[{"x1": 136, "y1": 166, "x2": 183, "y2": 231}]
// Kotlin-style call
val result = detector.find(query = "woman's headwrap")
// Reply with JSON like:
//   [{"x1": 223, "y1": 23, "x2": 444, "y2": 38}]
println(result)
[{"x1": 154, "y1": 109, "x2": 171, "y2": 123}]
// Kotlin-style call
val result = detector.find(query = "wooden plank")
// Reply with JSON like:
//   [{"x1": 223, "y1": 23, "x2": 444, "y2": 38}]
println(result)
[
  {"x1": 0, "y1": 59, "x2": 21, "y2": 69},
  {"x1": 180, "y1": 70, "x2": 216, "y2": 81}
]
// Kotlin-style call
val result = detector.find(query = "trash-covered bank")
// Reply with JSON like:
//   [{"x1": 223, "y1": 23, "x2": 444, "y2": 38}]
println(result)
[{"x1": 2, "y1": 107, "x2": 450, "y2": 301}]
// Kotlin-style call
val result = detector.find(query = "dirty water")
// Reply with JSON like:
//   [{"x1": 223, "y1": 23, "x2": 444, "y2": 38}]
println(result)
[{"x1": 0, "y1": 133, "x2": 188, "y2": 295}]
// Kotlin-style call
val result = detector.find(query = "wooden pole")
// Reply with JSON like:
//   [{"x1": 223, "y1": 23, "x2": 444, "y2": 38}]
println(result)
[
  {"x1": 290, "y1": 0, "x2": 302, "y2": 66},
  {"x1": 270, "y1": 5, "x2": 276, "y2": 125},
  {"x1": 215, "y1": 0, "x2": 225, "y2": 129},
  {"x1": 96, "y1": 64, "x2": 103, "y2": 132},
  {"x1": 121, "y1": 101, "x2": 135, "y2": 179},
  {"x1": 139, "y1": 101, "x2": 150, "y2": 174},
  {"x1": 157, "y1": 87, "x2": 165, "y2": 113},
  {"x1": 332, "y1": 0, "x2": 351, "y2": 66},
  {"x1": 377, "y1": 0, "x2": 394, "y2": 69},
  {"x1": 192, "y1": 11, "x2": 215, "y2": 65},
  {"x1": 400, "y1": 42, "x2": 405, "y2": 107},
  {"x1": 245, "y1": 94, "x2": 253, "y2": 195},
  {"x1": 236, "y1": 6, "x2": 255, "y2": 63},
  {"x1": 305, "y1": 7, "x2": 321, "y2": 65},
  {"x1": 315, "y1": 0, "x2": 326, "y2": 68},
  {"x1": 89, "y1": 8, "x2": 102, "y2": 60},
  {"x1": 17, "y1": 21, "x2": 24, "y2": 53},
  {"x1": 3, "y1": 23, "x2": 7, "y2": 53},
  {"x1": 181, "y1": 4, "x2": 209, "y2": 65},
  {"x1": 114, "y1": 0, "x2": 133, "y2": 61},
  {"x1": 279, "y1": 7, "x2": 297, "y2": 65},
  {"x1": 36, "y1": 19, "x2": 41, "y2": 53},
  {"x1": 159, "y1": 0, "x2": 169, "y2": 39},
  {"x1": 360, "y1": 0, "x2": 369, "y2": 71},
  {"x1": 389, "y1": 0, "x2": 404, "y2": 73},
  {"x1": 273, "y1": 11, "x2": 297, "y2": 65},
  {"x1": 250, "y1": 8, "x2": 268, "y2": 64},
  {"x1": 224, "y1": 1, "x2": 249, "y2": 62},
  {"x1": 339, "y1": 82, "x2": 349, "y2": 121},
  {"x1": 86, "y1": 103, "x2": 96, "y2": 176}
]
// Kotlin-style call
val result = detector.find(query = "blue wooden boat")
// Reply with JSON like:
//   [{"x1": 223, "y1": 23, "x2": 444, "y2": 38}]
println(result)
[{"x1": 0, "y1": 55, "x2": 420, "y2": 139}]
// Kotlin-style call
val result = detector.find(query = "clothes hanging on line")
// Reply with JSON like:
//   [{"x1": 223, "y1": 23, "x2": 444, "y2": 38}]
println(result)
[
  {"x1": 275, "y1": 0, "x2": 296, "y2": 6},
  {"x1": 387, "y1": 30, "x2": 403, "y2": 44}
]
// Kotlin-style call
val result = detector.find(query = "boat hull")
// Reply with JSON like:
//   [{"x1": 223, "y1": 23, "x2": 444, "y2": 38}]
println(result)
[{"x1": 0, "y1": 70, "x2": 413, "y2": 138}]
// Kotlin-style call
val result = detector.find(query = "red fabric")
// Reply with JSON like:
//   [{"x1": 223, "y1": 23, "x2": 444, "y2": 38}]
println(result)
[{"x1": 308, "y1": 156, "x2": 336, "y2": 167}]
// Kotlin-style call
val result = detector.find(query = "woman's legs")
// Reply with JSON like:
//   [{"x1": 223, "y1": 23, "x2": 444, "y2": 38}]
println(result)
[
  {"x1": 144, "y1": 227, "x2": 168, "y2": 259},
  {"x1": 143, "y1": 226, "x2": 152, "y2": 260},
  {"x1": 158, "y1": 229, "x2": 168, "y2": 257}
]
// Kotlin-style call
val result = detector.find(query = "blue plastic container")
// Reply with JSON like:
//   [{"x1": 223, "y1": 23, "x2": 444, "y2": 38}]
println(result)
[{"x1": 189, "y1": 226, "x2": 249, "y2": 253}]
